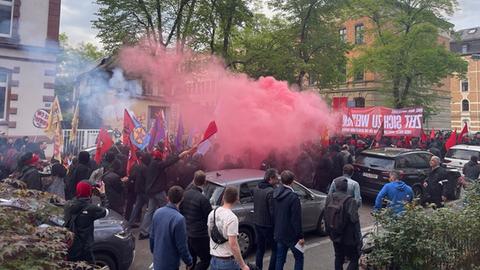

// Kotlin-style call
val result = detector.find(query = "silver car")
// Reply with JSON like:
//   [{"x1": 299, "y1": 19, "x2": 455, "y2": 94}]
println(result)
[{"x1": 204, "y1": 169, "x2": 327, "y2": 256}]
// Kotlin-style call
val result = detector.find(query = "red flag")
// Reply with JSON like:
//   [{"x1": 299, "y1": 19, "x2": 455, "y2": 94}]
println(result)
[
  {"x1": 94, "y1": 128, "x2": 113, "y2": 164},
  {"x1": 458, "y1": 122, "x2": 468, "y2": 143},
  {"x1": 123, "y1": 109, "x2": 139, "y2": 175},
  {"x1": 430, "y1": 129, "x2": 435, "y2": 140},
  {"x1": 420, "y1": 130, "x2": 427, "y2": 143},
  {"x1": 445, "y1": 130, "x2": 457, "y2": 151},
  {"x1": 332, "y1": 97, "x2": 348, "y2": 111},
  {"x1": 201, "y1": 121, "x2": 218, "y2": 142},
  {"x1": 123, "y1": 109, "x2": 135, "y2": 148},
  {"x1": 375, "y1": 121, "x2": 384, "y2": 142}
]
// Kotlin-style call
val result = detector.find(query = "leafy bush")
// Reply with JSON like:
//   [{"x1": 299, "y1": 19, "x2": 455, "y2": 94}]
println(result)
[
  {"x1": 367, "y1": 183, "x2": 480, "y2": 270},
  {"x1": 0, "y1": 179, "x2": 99, "y2": 270}
]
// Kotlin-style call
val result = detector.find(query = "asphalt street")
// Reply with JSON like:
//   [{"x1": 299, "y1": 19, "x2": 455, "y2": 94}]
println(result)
[{"x1": 129, "y1": 199, "x2": 376, "y2": 270}]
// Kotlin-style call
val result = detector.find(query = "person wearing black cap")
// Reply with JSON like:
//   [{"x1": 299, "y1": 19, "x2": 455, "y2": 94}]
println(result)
[
  {"x1": 18, "y1": 152, "x2": 42, "y2": 191},
  {"x1": 66, "y1": 151, "x2": 93, "y2": 200},
  {"x1": 64, "y1": 181, "x2": 109, "y2": 263}
]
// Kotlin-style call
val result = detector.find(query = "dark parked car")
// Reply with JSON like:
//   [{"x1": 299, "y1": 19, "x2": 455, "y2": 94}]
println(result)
[
  {"x1": 353, "y1": 148, "x2": 461, "y2": 200},
  {"x1": 204, "y1": 169, "x2": 327, "y2": 256},
  {"x1": 0, "y1": 196, "x2": 135, "y2": 270}
]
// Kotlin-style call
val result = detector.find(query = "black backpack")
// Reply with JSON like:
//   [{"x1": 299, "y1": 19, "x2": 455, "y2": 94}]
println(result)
[
  {"x1": 325, "y1": 194, "x2": 352, "y2": 237},
  {"x1": 210, "y1": 208, "x2": 228, "y2": 245}
]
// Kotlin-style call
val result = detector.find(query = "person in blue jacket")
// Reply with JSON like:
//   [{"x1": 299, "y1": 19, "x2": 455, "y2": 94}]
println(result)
[
  {"x1": 150, "y1": 186, "x2": 193, "y2": 270},
  {"x1": 374, "y1": 170, "x2": 414, "y2": 214}
]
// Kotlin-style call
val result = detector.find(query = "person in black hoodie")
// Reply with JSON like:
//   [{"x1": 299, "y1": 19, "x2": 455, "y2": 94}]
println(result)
[
  {"x1": 138, "y1": 147, "x2": 195, "y2": 239},
  {"x1": 102, "y1": 159, "x2": 125, "y2": 215},
  {"x1": 18, "y1": 152, "x2": 42, "y2": 191},
  {"x1": 66, "y1": 151, "x2": 93, "y2": 200},
  {"x1": 326, "y1": 178, "x2": 361, "y2": 270},
  {"x1": 128, "y1": 152, "x2": 151, "y2": 227},
  {"x1": 273, "y1": 170, "x2": 304, "y2": 270},
  {"x1": 179, "y1": 170, "x2": 212, "y2": 270},
  {"x1": 463, "y1": 155, "x2": 480, "y2": 182},
  {"x1": 253, "y1": 168, "x2": 279, "y2": 270},
  {"x1": 64, "y1": 180, "x2": 108, "y2": 263}
]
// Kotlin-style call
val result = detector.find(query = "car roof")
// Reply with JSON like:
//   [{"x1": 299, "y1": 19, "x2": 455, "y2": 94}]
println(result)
[
  {"x1": 450, "y1": 144, "x2": 480, "y2": 151},
  {"x1": 360, "y1": 147, "x2": 431, "y2": 158},
  {"x1": 206, "y1": 169, "x2": 265, "y2": 186}
]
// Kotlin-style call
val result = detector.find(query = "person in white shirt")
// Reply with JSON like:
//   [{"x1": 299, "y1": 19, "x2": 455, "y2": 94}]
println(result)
[{"x1": 208, "y1": 186, "x2": 250, "y2": 270}]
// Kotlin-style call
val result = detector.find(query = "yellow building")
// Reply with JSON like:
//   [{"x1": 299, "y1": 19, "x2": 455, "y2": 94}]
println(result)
[
  {"x1": 320, "y1": 18, "x2": 452, "y2": 130},
  {"x1": 450, "y1": 27, "x2": 480, "y2": 131}
]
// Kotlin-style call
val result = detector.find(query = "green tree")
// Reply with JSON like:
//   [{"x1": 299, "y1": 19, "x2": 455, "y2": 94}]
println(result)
[
  {"x1": 93, "y1": 0, "x2": 252, "y2": 59},
  {"x1": 263, "y1": 0, "x2": 349, "y2": 90},
  {"x1": 350, "y1": 0, "x2": 467, "y2": 114},
  {"x1": 55, "y1": 33, "x2": 104, "y2": 116}
]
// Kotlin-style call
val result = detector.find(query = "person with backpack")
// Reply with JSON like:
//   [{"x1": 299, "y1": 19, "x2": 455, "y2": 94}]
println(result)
[
  {"x1": 325, "y1": 178, "x2": 362, "y2": 270},
  {"x1": 273, "y1": 170, "x2": 304, "y2": 270},
  {"x1": 208, "y1": 186, "x2": 250, "y2": 270},
  {"x1": 374, "y1": 170, "x2": 413, "y2": 214},
  {"x1": 328, "y1": 164, "x2": 362, "y2": 208},
  {"x1": 64, "y1": 181, "x2": 109, "y2": 263}
]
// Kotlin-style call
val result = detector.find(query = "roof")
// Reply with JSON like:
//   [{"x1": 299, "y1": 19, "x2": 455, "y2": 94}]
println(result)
[
  {"x1": 456, "y1": 27, "x2": 480, "y2": 42},
  {"x1": 450, "y1": 144, "x2": 480, "y2": 151},
  {"x1": 360, "y1": 148, "x2": 430, "y2": 158},
  {"x1": 206, "y1": 169, "x2": 265, "y2": 186}
]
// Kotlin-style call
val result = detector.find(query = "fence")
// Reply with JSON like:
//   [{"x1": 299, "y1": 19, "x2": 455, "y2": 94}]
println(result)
[{"x1": 62, "y1": 129, "x2": 100, "y2": 155}]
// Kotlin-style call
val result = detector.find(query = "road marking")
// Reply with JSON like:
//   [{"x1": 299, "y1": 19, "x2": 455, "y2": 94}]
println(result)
[{"x1": 262, "y1": 225, "x2": 376, "y2": 264}]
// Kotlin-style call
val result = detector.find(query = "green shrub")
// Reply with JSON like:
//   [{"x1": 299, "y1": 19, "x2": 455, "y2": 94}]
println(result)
[{"x1": 367, "y1": 183, "x2": 480, "y2": 270}]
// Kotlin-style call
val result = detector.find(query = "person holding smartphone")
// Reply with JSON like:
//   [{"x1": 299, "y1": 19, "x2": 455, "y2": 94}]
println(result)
[{"x1": 64, "y1": 180, "x2": 109, "y2": 264}]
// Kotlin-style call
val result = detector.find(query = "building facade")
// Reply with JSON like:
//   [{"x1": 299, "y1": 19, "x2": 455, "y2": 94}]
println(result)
[
  {"x1": 450, "y1": 27, "x2": 480, "y2": 131},
  {"x1": 0, "y1": 0, "x2": 60, "y2": 137},
  {"x1": 320, "y1": 17, "x2": 452, "y2": 130}
]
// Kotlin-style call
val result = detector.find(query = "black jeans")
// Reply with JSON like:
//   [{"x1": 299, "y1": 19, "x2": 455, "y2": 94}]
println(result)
[
  {"x1": 333, "y1": 242, "x2": 360, "y2": 270},
  {"x1": 188, "y1": 236, "x2": 211, "y2": 270},
  {"x1": 128, "y1": 193, "x2": 148, "y2": 226},
  {"x1": 255, "y1": 225, "x2": 276, "y2": 270}
]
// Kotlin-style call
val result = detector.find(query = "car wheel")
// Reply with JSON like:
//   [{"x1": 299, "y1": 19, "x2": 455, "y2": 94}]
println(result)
[
  {"x1": 238, "y1": 227, "x2": 254, "y2": 257},
  {"x1": 94, "y1": 253, "x2": 117, "y2": 270},
  {"x1": 316, "y1": 212, "x2": 326, "y2": 236}
]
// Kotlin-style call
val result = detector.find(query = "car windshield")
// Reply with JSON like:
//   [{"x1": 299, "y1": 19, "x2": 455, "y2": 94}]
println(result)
[
  {"x1": 356, "y1": 155, "x2": 395, "y2": 170},
  {"x1": 446, "y1": 149, "x2": 479, "y2": 160},
  {"x1": 204, "y1": 182, "x2": 225, "y2": 206}
]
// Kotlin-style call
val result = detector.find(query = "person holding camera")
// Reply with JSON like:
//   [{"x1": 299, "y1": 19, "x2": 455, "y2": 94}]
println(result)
[{"x1": 208, "y1": 186, "x2": 249, "y2": 270}]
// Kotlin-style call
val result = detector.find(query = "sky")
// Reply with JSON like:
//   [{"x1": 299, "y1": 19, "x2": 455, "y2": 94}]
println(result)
[{"x1": 60, "y1": 0, "x2": 480, "y2": 48}]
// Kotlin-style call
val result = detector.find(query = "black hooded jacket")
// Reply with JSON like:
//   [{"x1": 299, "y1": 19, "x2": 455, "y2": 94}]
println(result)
[
  {"x1": 66, "y1": 152, "x2": 93, "y2": 200},
  {"x1": 179, "y1": 185, "x2": 212, "y2": 238},
  {"x1": 64, "y1": 196, "x2": 108, "y2": 262},
  {"x1": 253, "y1": 181, "x2": 275, "y2": 227},
  {"x1": 273, "y1": 184, "x2": 303, "y2": 245},
  {"x1": 145, "y1": 155, "x2": 181, "y2": 196},
  {"x1": 19, "y1": 165, "x2": 42, "y2": 191}
]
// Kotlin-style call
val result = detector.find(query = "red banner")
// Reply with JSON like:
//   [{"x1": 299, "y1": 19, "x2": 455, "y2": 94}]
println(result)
[{"x1": 341, "y1": 107, "x2": 423, "y2": 137}]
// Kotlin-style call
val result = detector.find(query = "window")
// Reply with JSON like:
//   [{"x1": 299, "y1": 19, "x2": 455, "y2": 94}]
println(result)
[
  {"x1": 0, "y1": 71, "x2": 7, "y2": 120},
  {"x1": 462, "y1": 99, "x2": 469, "y2": 112},
  {"x1": 354, "y1": 97, "x2": 365, "y2": 108},
  {"x1": 239, "y1": 180, "x2": 262, "y2": 204},
  {"x1": 0, "y1": 0, "x2": 13, "y2": 37},
  {"x1": 462, "y1": 44, "x2": 469, "y2": 54},
  {"x1": 355, "y1": 24, "x2": 364, "y2": 44},
  {"x1": 291, "y1": 182, "x2": 309, "y2": 200},
  {"x1": 339, "y1": 28, "x2": 347, "y2": 42},
  {"x1": 446, "y1": 149, "x2": 480, "y2": 160},
  {"x1": 461, "y1": 80, "x2": 469, "y2": 92},
  {"x1": 354, "y1": 70, "x2": 364, "y2": 81}
]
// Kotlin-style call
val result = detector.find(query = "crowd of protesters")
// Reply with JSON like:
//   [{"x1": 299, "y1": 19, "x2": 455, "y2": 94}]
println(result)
[{"x1": 1, "y1": 129, "x2": 480, "y2": 270}]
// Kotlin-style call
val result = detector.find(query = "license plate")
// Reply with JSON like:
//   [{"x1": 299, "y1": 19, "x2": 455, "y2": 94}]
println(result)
[{"x1": 363, "y1": 172, "x2": 378, "y2": 179}]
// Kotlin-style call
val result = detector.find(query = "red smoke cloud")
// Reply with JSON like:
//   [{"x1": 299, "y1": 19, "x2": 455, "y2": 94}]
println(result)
[{"x1": 119, "y1": 43, "x2": 338, "y2": 168}]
